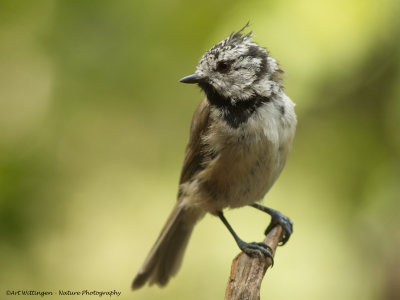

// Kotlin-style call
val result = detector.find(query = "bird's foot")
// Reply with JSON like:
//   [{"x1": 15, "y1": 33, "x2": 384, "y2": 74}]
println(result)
[
  {"x1": 237, "y1": 239, "x2": 274, "y2": 265},
  {"x1": 264, "y1": 211, "x2": 293, "y2": 246}
]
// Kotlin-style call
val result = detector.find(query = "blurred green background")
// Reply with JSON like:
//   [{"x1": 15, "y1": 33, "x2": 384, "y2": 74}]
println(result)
[{"x1": 1, "y1": 0, "x2": 400, "y2": 299}]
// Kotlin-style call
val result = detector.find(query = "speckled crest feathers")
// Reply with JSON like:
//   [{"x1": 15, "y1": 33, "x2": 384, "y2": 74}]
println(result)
[{"x1": 211, "y1": 22, "x2": 253, "y2": 51}]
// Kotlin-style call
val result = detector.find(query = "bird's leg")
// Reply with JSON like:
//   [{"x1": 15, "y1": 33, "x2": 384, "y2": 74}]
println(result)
[
  {"x1": 217, "y1": 211, "x2": 273, "y2": 263},
  {"x1": 250, "y1": 203, "x2": 293, "y2": 245}
]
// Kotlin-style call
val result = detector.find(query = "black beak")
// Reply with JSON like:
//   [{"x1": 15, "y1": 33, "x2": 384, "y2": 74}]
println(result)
[{"x1": 179, "y1": 73, "x2": 204, "y2": 84}]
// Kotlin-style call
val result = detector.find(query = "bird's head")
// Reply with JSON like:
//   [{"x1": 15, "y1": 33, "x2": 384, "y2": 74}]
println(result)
[{"x1": 180, "y1": 24, "x2": 283, "y2": 106}]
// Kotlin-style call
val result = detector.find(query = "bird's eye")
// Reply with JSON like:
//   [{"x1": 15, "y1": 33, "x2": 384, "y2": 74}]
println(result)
[{"x1": 216, "y1": 61, "x2": 231, "y2": 73}]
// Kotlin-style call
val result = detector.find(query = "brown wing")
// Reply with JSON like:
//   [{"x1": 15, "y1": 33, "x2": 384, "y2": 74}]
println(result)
[{"x1": 179, "y1": 98, "x2": 210, "y2": 184}]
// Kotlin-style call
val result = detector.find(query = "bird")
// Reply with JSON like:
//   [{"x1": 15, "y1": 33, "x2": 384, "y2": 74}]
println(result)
[{"x1": 132, "y1": 23, "x2": 297, "y2": 290}]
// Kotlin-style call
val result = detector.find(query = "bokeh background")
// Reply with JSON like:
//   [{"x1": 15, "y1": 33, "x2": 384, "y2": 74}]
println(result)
[{"x1": 1, "y1": 0, "x2": 400, "y2": 299}]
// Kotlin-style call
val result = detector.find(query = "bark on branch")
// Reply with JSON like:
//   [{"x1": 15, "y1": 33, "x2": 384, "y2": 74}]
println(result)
[{"x1": 225, "y1": 225, "x2": 283, "y2": 300}]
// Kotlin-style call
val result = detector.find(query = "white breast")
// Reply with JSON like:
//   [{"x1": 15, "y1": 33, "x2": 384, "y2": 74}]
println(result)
[{"x1": 187, "y1": 92, "x2": 296, "y2": 214}]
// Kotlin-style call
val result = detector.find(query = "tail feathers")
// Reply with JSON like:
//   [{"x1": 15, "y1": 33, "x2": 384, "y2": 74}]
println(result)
[{"x1": 132, "y1": 203, "x2": 202, "y2": 289}]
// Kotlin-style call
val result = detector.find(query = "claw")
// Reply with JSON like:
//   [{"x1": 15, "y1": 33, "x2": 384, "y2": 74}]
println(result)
[
  {"x1": 250, "y1": 204, "x2": 293, "y2": 245},
  {"x1": 217, "y1": 210, "x2": 275, "y2": 265},
  {"x1": 238, "y1": 240, "x2": 274, "y2": 265},
  {"x1": 264, "y1": 213, "x2": 293, "y2": 246}
]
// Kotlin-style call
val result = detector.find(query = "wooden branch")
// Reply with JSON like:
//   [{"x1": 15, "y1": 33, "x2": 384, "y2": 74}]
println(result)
[{"x1": 225, "y1": 225, "x2": 283, "y2": 300}]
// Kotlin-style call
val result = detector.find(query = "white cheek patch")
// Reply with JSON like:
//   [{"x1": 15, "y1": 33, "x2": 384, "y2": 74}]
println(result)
[
  {"x1": 267, "y1": 57, "x2": 278, "y2": 73},
  {"x1": 215, "y1": 56, "x2": 264, "y2": 99}
]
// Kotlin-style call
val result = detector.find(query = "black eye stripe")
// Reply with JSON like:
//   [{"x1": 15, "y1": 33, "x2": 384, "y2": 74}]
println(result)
[{"x1": 245, "y1": 45, "x2": 267, "y2": 58}]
